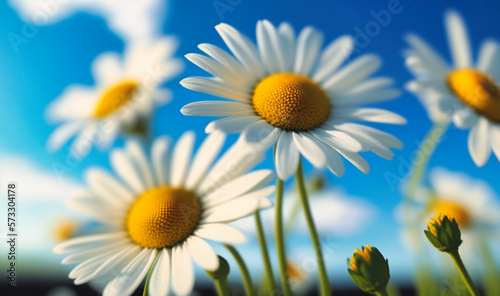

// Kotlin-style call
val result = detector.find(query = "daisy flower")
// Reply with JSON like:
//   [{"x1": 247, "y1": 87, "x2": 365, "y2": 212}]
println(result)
[
  {"x1": 397, "y1": 168, "x2": 500, "y2": 254},
  {"x1": 405, "y1": 10, "x2": 500, "y2": 166},
  {"x1": 181, "y1": 20, "x2": 405, "y2": 180},
  {"x1": 54, "y1": 132, "x2": 275, "y2": 296},
  {"x1": 46, "y1": 37, "x2": 183, "y2": 157}
]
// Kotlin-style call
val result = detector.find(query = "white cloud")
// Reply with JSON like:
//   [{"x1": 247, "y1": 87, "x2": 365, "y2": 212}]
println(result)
[
  {"x1": 232, "y1": 187, "x2": 378, "y2": 237},
  {"x1": 0, "y1": 154, "x2": 80, "y2": 201},
  {"x1": 8, "y1": 0, "x2": 167, "y2": 41}
]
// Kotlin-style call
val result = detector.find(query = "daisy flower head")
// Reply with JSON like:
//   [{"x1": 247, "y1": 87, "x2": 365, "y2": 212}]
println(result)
[
  {"x1": 46, "y1": 37, "x2": 183, "y2": 158},
  {"x1": 181, "y1": 20, "x2": 405, "y2": 180},
  {"x1": 54, "y1": 132, "x2": 275, "y2": 296},
  {"x1": 405, "y1": 10, "x2": 500, "y2": 166}
]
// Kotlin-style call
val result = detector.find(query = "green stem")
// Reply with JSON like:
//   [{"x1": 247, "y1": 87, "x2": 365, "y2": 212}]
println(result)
[
  {"x1": 448, "y1": 249, "x2": 480, "y2": 296},
  {"x1": 275, "y1": 178, "x2": 293, "y2": 296},
  {"x1": 404, "y1": 121, "x2": 449, "y2": 296},
  {"x1": 214, "y1": 277, "x2": 230, "y2": 296},
  {"x1": 296, "y1": 159, "x2": 331, "y2": 296},
  {"x1": 254, "y1": 211, "x2": 276, "y2": 293},
  {"x1": 284, "y1": 198, "x2": 301, "y2": 236},
  {"x1": 479, "y1": 241, "x2": 499, "y2": 296},
  {"x1": 374, "y1": 289, "x2": 390, "y2": 296},
  {"x1": 225, "y1": 244, "x2": 255, "y2": 296},
  {"x1": 143, "y1": 252, "x2": 159, "y2": 296}
]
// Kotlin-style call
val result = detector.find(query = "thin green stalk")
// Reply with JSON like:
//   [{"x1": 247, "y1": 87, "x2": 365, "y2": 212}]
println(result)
[
  {"x1": 284, "y1": 198, "x2": 301, "y2": 236},
  {"x1": 374, "y1": 290, "x2": 389, "y2": 296},
  {"x1": 479, "y1": 240, "x2": 499, "y2": 296},
  {"x1": 214, "y1": 277, "x2": 230, "y2": 296},
  {"x1": 404, "y1": 121, "x2": 449, "y2": 296},
  {"x1": 143, "y1": 252, "x2": 160, "y2": 296},
  {"x1": 225, "y1": 244, "x2": 255, "y2": 296},
  {"x1": 254, "y1": 211, "x2": 276, "y2": 293},
  {"x1": 275, "y1": 178, "x2": 293, "y2": 296},
  {"x1": 296, "y1": 159, "x2": 331, "y2": 296},
  {"x1": 448, "y1": 249, "x2": 480, "y2": 296}
]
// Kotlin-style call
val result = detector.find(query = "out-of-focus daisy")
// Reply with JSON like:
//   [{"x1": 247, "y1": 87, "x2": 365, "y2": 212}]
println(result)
[
  {"x1": 46, "y1": 37, "x2": 183, "y2": 157},
  {"x1": 54, "y1": 132, "x2": 274, "y2": 295},
  {"x1": 181, "y1": 20, "x2": 405, "y2": 180},
  {"x1": 405, "y1": 10, "x2": 500, "y2": 166},
  {"x1": 397, "y1": 168, "x2": 500, "y2": 253}
]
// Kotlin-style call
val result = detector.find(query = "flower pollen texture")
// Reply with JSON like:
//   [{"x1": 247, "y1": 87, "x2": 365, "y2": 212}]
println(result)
[
  {"x1": 447, "y1": 69, "x2": 500, "y2": 123},
  {"x1": 252, "y1": 73, "x2": 331, "y2": 131},
  {"x1": 94, "y1": 81, "x2": 139, "y2": 118},
  {"x1": 126, "y1": 186, "x2": 202, "y2": 248}
]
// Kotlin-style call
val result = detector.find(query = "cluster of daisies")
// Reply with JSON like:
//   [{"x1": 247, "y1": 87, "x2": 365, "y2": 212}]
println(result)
[{"x1": 47, "y1": 8, "x2": 500, "y2": 296}]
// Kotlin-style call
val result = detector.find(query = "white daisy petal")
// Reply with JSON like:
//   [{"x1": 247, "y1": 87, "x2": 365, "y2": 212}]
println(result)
[
  {"x1": 197, "y1": 138, "x2": 266, "y2": 194},
  {"x1": 313, "y1": 129, "x2": 362, "y2": 152},
  {"x1": 195, "y1": 224, "x2": 247, "y2": 244},
  {"x1": 185, "y1": 132, "x2": 226, "y2": 190},
  {"x1": 344, "y1": 123, "x2": 403, "y2": 148},
  {"x1": 335, "y1": 89, "x2": 401, "y2": 106},
  {"x1": 277, "y1": 22, "x2": 296, "y2": 71},
  {"x1": 275, "y1": 131, "x2": 300, "y2": 180},
  {"x1": 215, "y1": 23, "x2": 264, "y2": 77},
  {"x1": 186, "y1": 236, "x2": 219, "y2": 271},
  {"x1": 85, "y1": 168, "x2": 134, "y2": 205},
  {"x1": 452, "y1": 106, "x2": 479, "y2": 130},
  {"x1": 54, "y1": 232, "x2": 127, "y2": 254},
  {"x1": 172, "y1": 244, "x2": 195, "y2": 296},
  {"x1": 103, "y1": 248, "x2": 157, "y2": 296},
  {"x1": 445, "y1": 10, "x2": 472, "y2": 68},
  {"x1": 489, "y1": 124, "x2": 500, "y2": 160},
  {"x1": 47, "y1": 121, "x2": 86, "y2": 152},
  {"x1": 313, "y1": 35, "x2": 354, "y2": 83},
  {"x1": 181, "y1": 101, "x2": 255, "y2": 117},
  {"x1": 315, "y1": 140, "x2": 345, "y2": 177},
  {"x1": 292, "y1": 132, "x2": 326, "y2": 168},
  {"x1": 404, "y1": 34, "x2": 450, "y2": 77},
  {"x1": 243, "y1": 120, "x2": 281, "y2": 146},
  {"x1": 468, "y1": 117, "x2": 491, "y2": 167},
  {"x1": 185, "y1": 53, "x2": 248, "y2": 89},
  {"x1": 203, "y1": 169, "x2": 275, "y2": 207},
  {"x1": 203, "y1": 194, "x2": 272, "y2": 223},
  {"x1": 205, "y1": 116, "x2": 260, "y2": 134},
  {"x1": 46, "y1": 85, "x2": 97, "y2": 122},
  {"x1": 180, "y1": 77, "x2": 251, "y2": 103},
  {"x1": 93, "y1": 245, "x2": 141, "y2": 281},
  {"x1": 257, "y1": 20, "x2": 284, "y2": 73},
  {"x1": 125, "y1": 140, "x2": 155, "y2": 189},
  {"x1": 333, "y1": 107, "x2": 407, "y2": 125},
  {"x1": 170, "y1": 131, "x2": 196, "y2": 187},
  {"x1": 332, "y1": 124, "x2": 395, "y2": 160},
  {"x1": 151, "y1": 135, "x2": 172, "y2": 186},
  {"x1": 323, "y1": 54, "x2": 381, "y2": 92},
  {"x1": 110, "y1": 149, "x2": 145, "y2": 194},
  {"x1": 62, "y1": 240, "x2": 128, "y2": 265},
  {"x1": 477, "y1": 40, "x2": 500, "y2": 80},
  {"x1": 294, "y1": 26, "x2": 323, "y2": 76},
  {"x1": 149, "y1": 249, "x2": 171, "y2": 296},
  {"x1": 92, "y1": 52, "x2": 122, "y2": 86},
  {"x1": 198, "y1": 43, "x2": 253, "y2": 84},
  {"x1": 337, "y1": 149, "x2": 370, "y2": 174}
]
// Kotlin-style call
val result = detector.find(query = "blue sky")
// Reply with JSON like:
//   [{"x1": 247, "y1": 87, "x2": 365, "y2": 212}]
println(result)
[{"x1": 1, "y1": 0, "x2": 499, "y2": 290}]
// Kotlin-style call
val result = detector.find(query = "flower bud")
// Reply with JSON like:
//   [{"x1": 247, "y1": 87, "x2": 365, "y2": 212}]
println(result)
[
  {"x1": 206, "y1": 256, "x2": 230, "y2": 280},
  {"x1": 424, "y1": 215, "x2": 462, "y2": 253},
  {"x1": 347, "y1": 245, "x2": 390, "y2": 294}
]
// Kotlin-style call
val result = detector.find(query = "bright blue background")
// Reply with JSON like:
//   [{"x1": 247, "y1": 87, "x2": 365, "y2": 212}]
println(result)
[{"x1": 1, "y1": 0, "x2": 499, "y2": 290}]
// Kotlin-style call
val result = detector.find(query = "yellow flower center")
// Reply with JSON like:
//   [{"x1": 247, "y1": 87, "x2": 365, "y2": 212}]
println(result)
[
  {"x1": 432, "y1": 200, "x2": 471, "y2": 229},
  {"x1": 252, "y1": 73, "x2": 331, "y2": 131},
  {"x1": 126, "y1": 186, "x2": 202, "y2": 248},
  {"x1": 94, "y1": 81, "x2": 139, "y2": 118},
  {"x1": 447, "y1": 69, "x2": 500, "y2": 122}
]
